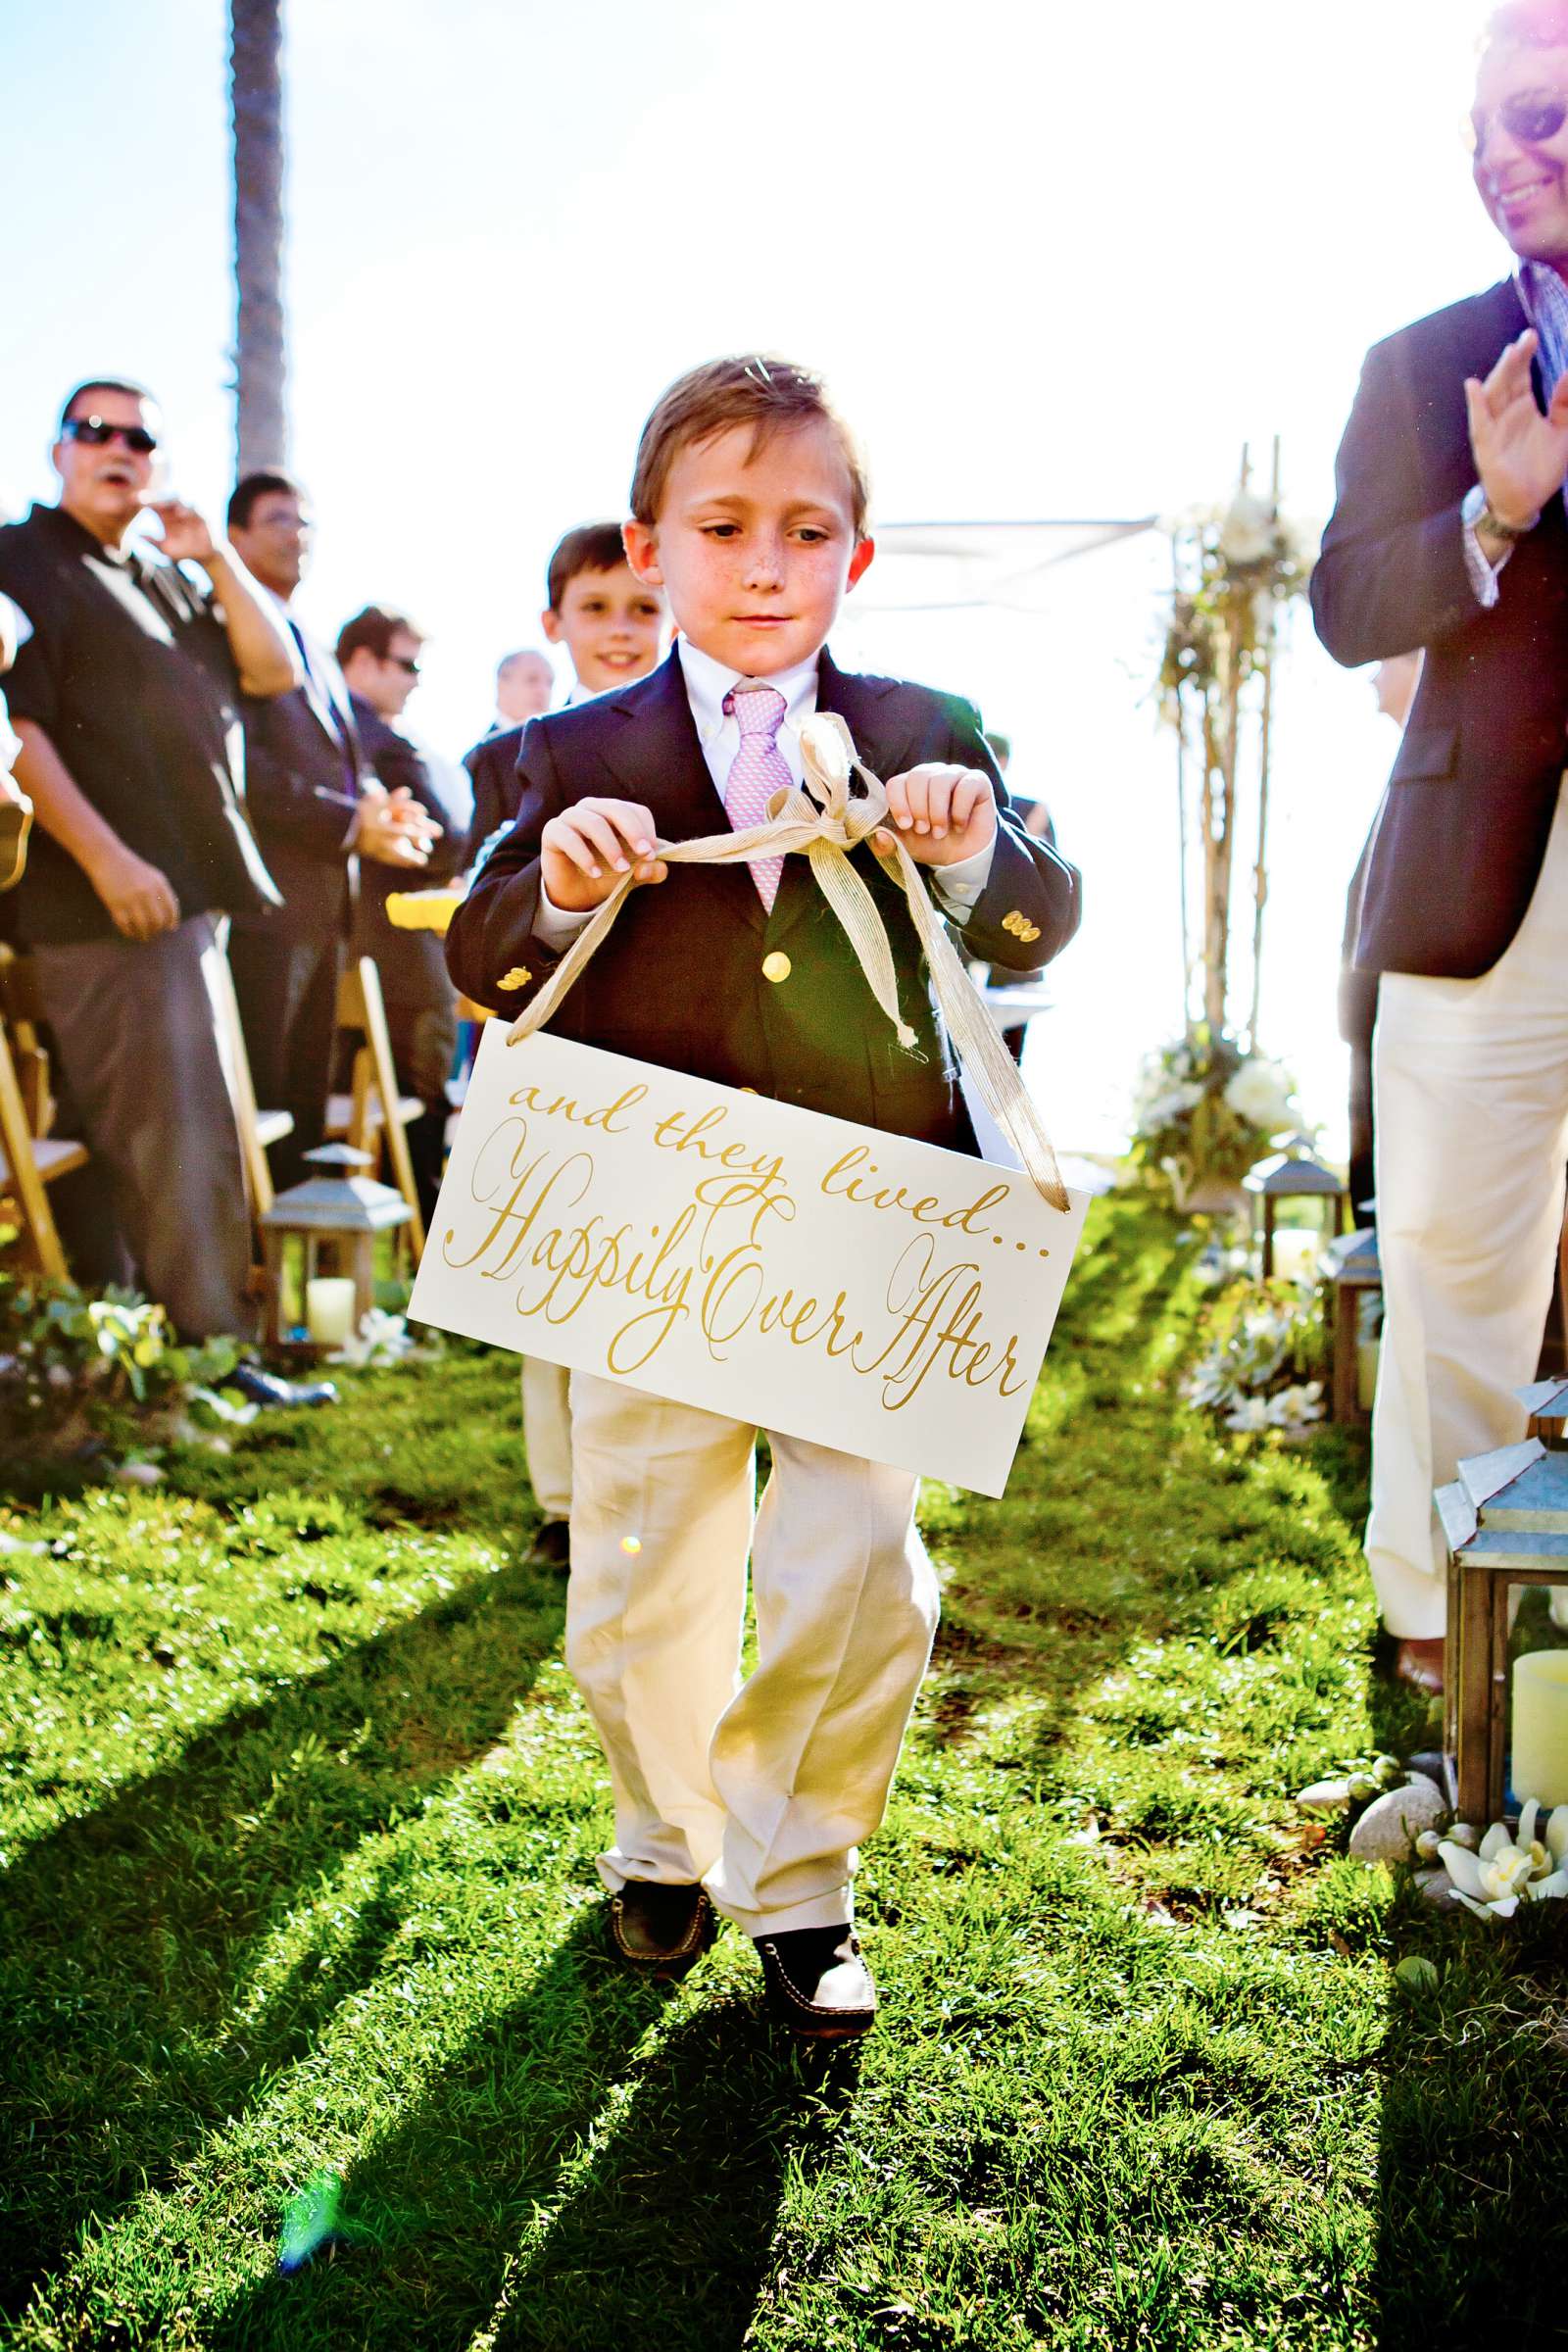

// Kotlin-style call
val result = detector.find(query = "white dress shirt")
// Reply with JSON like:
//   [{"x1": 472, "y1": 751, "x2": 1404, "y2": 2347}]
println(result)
[{"x1": 534, "y1": 640, "x2": 997, "y2": 946}]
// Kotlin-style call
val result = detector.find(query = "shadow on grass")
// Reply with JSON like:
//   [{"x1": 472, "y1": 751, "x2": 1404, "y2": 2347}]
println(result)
[
  {"x1": 201, "y1": 1933, "x2": 857, "y2": 2352},
  {"x1": 0, "y1": 1555, "x2": 564, "y2": 2315},
  {"x1": 1373, "y1": 1898, "x2": 1568, "y2": 2351}
]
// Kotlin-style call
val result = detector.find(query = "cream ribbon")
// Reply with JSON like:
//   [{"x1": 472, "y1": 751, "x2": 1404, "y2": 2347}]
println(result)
[{"x1": 506, "y1": 710, "x2": 1069, "y2": 1212}]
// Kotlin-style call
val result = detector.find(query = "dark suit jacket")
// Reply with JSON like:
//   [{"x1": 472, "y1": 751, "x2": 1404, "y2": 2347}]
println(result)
[
  {"x1": 445, "y1": 648, "x2": 1081, "y2": 1152},
  {"x1": 234, "y1": 628, "x2": 366, "y2": 941},
  {"x1": 464, "y1": 720, "x2": 527, "y2": 867},
  {"x1": 351, "y1": 696, "x2": 470, "y2": 1017},
  {"x1": 1312, "y1": 276, "x2": 1568, "y2": 977}
]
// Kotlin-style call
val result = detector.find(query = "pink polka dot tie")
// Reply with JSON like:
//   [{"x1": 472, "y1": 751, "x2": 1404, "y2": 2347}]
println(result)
[{"x1": 722, "y1": 684, "x2": 789, "y2": 912}]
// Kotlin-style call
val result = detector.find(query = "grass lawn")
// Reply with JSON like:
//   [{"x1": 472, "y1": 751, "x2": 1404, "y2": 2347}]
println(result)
[{"x1": 3, "y1": 1195, "x2": 1567, "y2": 2350}]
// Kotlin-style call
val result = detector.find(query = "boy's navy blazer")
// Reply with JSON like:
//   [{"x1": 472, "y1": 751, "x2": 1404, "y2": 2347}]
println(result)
[
  {"x1": 1312, "y1": 277, "x2": 1568, "y2": 978},
  {"x1": 446, "y1": 646, "x2": 1081, "y2": 1152}
]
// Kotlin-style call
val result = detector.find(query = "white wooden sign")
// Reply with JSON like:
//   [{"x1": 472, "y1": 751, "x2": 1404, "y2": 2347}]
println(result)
[{"x1": 411, "y1": 1026, "x2": 1090, "y2": 1495}]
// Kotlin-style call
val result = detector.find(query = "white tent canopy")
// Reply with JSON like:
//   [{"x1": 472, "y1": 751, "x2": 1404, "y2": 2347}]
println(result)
[{"x1": 855, "y1": 518, "x2": 1155, "y2": 613}]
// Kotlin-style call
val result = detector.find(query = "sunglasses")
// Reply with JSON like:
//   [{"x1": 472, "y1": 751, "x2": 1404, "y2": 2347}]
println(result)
[
  {"x1": 1468, "y1": 89, "x2": 1568, "y2": 155},
  {"x1": 60, "y1": 416, "x2": 159, "y2": 456}
]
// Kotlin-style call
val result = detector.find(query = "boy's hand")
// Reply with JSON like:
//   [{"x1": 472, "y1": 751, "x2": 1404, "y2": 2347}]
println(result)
[
  {"x1": 872, "y1": 765, "x2": 998, "y2": 867},
  {"x1": 541, "y1": 798, "x2": 668, "y2": 911}
]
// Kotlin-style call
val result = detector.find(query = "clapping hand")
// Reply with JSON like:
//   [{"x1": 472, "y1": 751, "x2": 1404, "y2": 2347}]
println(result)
[
  {"x1": 871, "y1": 764, "x2": 998, "y2": 867},
  {"x1": 1465, "y1": 329, "x2": 1568, "y2": 529},
  {"x1": 355, "y1": 780, "x2": 440, "y2": 868}
]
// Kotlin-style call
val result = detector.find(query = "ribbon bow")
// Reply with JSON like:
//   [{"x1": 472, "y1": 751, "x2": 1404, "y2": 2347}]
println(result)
[{"x1": 507, "y1": 710, "x2": 1068, "y2": 1212}]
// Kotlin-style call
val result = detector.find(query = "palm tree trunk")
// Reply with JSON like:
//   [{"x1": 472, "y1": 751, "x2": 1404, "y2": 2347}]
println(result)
[{"x1": 230, "y1": 0, "x2": 288, "y2": 476}]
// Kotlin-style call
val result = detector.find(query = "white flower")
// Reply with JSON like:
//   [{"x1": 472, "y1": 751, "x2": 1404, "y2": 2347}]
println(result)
[
  {"x1": 1134, "y1": 1081, "x2": 1204, "y2": 1137},
  {"x1": 1218, "y1": 491, "x2": 1277, "y2": 566},
  {"x1": 1438, "y1": 1803, "x2": 1568, "y2": 1920},
  {"x1": 1223, "y1": 1055, "x2": 1298, "y2": 1132},
  {"x1": 1225, "y1": 1397, "x2": 1271, "y2": 1434},
  {"x1": 1266, "y1": 1382, "x2": 1325, "y2": 1438},
  {"x1": 328, "y1": 1308, "x2": 417, "y2": 1369}
]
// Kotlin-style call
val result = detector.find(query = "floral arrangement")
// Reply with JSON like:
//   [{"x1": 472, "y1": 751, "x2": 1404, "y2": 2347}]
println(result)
[
  {"x1": 1181, "y1": 1275, "x2": 1326, "y2": 1440},
  {"x1": 1157, "y1": 490, "x2": 1317, "y2": 718},
  {"x1": 0, "y1": 1275, "x2": 243, "y2": 1448},
  {"x1": 1157, "y1": 467, "x2": 1317, "y2": 1058},
  {"x1": 1129, "y1": 1028, "x2": 1302, "y2": 1197},
  {"x1": 1416, "y1": 1801, "x2": 1568, "y2": 1921}
]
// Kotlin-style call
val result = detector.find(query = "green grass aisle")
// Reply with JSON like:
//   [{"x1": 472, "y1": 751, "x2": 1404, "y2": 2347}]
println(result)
[{"x1": 3, "y1": 1199, "x2": 1567, "y2": 2351}]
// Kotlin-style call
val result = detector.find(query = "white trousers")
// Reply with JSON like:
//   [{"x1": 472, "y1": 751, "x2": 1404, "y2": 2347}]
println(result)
[
  {"x1": 564, "y1": 1373, "x2": 940, "y2": 1936},
  {"x1": 1368, "y1": 782, "x2": 1568, "y2": 1637},
  {"x1": 520, "y1": 1358, "x2": 573, "y2": 1523}
]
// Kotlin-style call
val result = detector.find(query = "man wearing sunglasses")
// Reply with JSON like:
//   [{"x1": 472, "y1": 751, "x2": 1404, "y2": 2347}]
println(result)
[
  {"x1": 336, "y1": 606, "x2": 470, "y2": 1227},
  {"x1": 0, "y1": 376, "x2": 299, "y2": 1344},
  {"x1": 1313, "y1": 0, "x2": 1568, "y2": 1692}
]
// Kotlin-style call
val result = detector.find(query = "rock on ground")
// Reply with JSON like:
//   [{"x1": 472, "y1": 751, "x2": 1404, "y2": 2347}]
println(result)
[{"x1": 1348, "y1": 1778, "x2": 1446, "y2": 1861}]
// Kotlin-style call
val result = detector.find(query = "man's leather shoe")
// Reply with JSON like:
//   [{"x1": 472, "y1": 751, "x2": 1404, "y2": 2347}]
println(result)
[
  {"x1": 756, "y1": 1925, "x2": 876, "y2": 2040},
  {"x1": 609, "y1": 1879, "x2": 714, "y2": 1977},
  {"x1": 229, "y1": 1362, "x2": 338, "y2": 1411},
  {"x1": 525, "y1": 1518, "x2": 570, "y2": 1573}
]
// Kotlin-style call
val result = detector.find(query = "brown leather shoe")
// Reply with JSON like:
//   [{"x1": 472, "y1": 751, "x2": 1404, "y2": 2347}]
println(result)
[
  {"x1": 524, "y1": 1519, "x2": 570, "y2": 1573},
  {"x1": 609, "y1": 1880, "x2": 714, "y2": 1977},
  {"x1": 756, "y1": 1926, "x2": 876, "y2": 2040}
]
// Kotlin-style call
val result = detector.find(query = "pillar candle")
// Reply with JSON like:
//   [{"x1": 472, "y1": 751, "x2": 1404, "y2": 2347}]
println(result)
[
  {"x1": 1511, "y1": 1649, "x2": 1568, "y2": 1808},
  {"x1": 1357, "y1": 1337, "x2": 1380, "y2": 1413},
  {"x1": 305, "y1": 1277, "x2": 357, "y2": 1348},
  {"x1": 1271, "y1": 1228, "x2": 1319, "y2": 1286}
]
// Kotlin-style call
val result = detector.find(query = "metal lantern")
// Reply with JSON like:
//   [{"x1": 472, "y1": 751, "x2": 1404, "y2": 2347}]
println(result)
[
  {"x1": 1326, "y1": 1228, "x2": 1382, "y2": 1426},
  {"x1": 1440, "y1": 1433, "x2": 1568, "y2": 1822},
  {"x1": 260, "y1": 1143, "x2": 413, "y2": 1354},
  {"x1": 1243, "y1": 1144, "x2": 1349, "y2": 1281},
  {"x1": 1520, "y1": 1376, "x2": 1568, "y2": 1450}
]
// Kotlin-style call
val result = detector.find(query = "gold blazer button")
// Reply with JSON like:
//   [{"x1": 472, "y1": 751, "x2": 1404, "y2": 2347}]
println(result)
[
  {"x1": 495, "y1": 966, "x2": 532, "y2": 993},
  {"x1": 761, "y1": 952, "x2": 792, "y2": 983}
]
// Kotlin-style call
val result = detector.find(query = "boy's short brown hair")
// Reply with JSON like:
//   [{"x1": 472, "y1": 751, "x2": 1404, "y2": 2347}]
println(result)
[
  {"x1": 546, "y1": 521, "x2": 634, "y2": 612},
  {"x1": 630, "y1": 356, "x2": 869, "y2": 536}
]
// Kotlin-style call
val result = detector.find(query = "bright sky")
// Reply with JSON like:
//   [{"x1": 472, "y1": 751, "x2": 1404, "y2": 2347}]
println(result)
[{"x1": 2, "y1": 0, "x2": 1513, "y2": 1152}]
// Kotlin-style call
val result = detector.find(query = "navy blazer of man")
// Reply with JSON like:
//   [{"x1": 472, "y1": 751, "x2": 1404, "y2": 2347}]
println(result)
[
  {"x1": 445, "y1": 647, "x2": 1081, "y2": 1152},
  {"x1": 237, "y1": 630, "x2": 367, "y2": 939},
  {"x1": 464, "y1": 719, "x2": 527, "y2": 866},
  {"x1": 1312, "y1": 276, "x2": 1568, "y2": 978}
]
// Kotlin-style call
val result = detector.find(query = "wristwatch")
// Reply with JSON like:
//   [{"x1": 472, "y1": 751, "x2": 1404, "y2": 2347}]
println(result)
[{"x1": 1464, "y1": 481, "x2": 1540, "y2": 540}]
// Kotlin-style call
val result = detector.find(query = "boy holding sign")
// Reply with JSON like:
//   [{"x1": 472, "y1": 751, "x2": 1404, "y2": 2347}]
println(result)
[{"x1": 447, "y1": 357, "x2": 1079, "y2": 2036}]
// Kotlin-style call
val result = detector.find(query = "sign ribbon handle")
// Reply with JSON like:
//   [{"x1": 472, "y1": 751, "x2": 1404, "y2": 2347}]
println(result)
[{"x1": 506, "y1": 711, "x2": 1069, "y2": 1212}]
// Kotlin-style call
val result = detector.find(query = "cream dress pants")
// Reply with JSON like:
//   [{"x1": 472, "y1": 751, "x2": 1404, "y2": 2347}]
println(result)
[
  {"x1": 565, "y1": 1372, "x2": 941, "y2": 1936},
  {"x1": 521, "y1": 1358, "x2": 572, "y2": 1523},
  {"x1": 1368, "y1": 781, "x2": 1568, "y2": 1637}
]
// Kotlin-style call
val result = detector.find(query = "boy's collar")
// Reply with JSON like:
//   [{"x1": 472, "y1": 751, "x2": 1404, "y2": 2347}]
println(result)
[{"x1": 676, "y1": 636, "x2": 820, "y2": 740}]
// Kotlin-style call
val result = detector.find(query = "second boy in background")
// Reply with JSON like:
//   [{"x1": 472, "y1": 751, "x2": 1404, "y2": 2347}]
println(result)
[
  {"x1": 466, "y1": 523, "x2": 667, "y2": 855},
  {"x1": 463, "y1": 524, "x2": 668, "y2": 1569}
]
